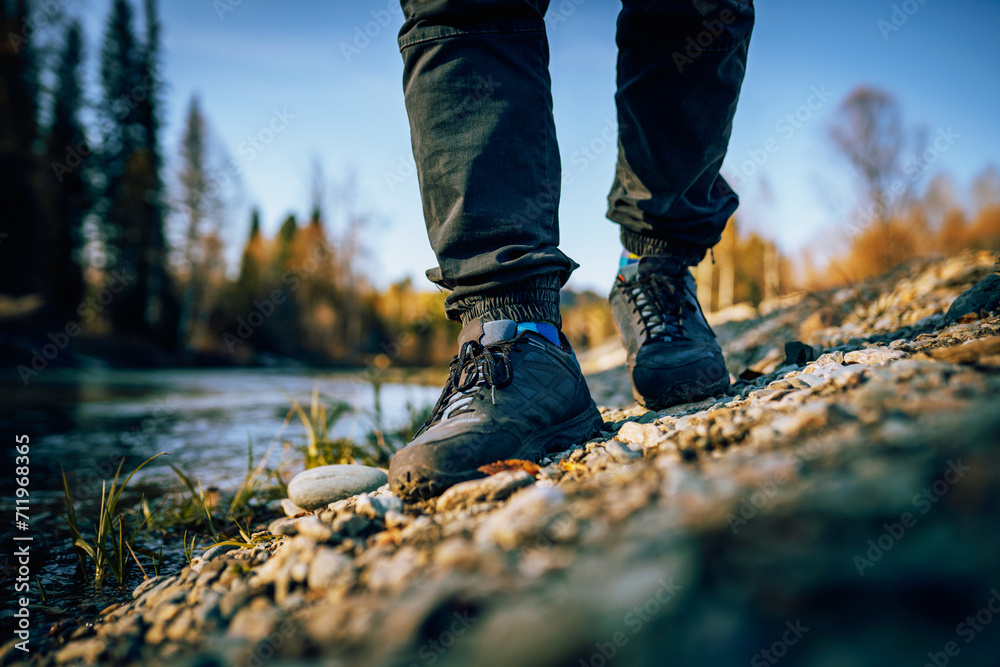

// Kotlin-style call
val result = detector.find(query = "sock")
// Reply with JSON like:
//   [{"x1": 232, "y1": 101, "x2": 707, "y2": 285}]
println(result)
[
  {"x1": 619, "y1": 248, "x2": 640, "y2": 270},
  {"x1": 617, "y1": 248, "x2": 640, "y2": 280},
  {"x1": 516, "y1": 321, "x2": 561, "y2": 347}
]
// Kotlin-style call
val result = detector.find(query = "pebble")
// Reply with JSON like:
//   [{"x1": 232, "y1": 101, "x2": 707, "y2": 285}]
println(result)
[
  {"x1": 280, "y1": 498, "x2": 307, "y2": 517},
  {"x1": 40, "y1": 250, "x2": 1000, "y2": 667},
  {"x1": 287, "y1": 465, "x2": 388, "y2": 510},
  {"x1": 436, "y1": 471, "x2": 535, "y2": 512},
  {"x1": 476, "y1": 486, "x2": 568, "y2": 550},
  {"x1": 54, "y1": 638, "x2": 106, "y2": 665},
  {"x1": 815, "y1": 350, "x2": 845, "y2": 365},
  {"x1": 132, "y1": 575, "x2": 168, "y2": 600},
  {"x1": 355, "y1": 492, "x2": 403, "y2": 520},
  {"x1": 944, "y1": 272, "x2": 1000, "y2": 324},
  {"x1": 332, "y1": 512, "x2": 370, "y2": 537},
  {"x1": 366, "y1": 547, "x2": 423, "y2": 594},
  {"x1": 844, "y1": 348, "x2": 907, "y2": 366},
  {"x1": 615, "y1": 421, "x2": 669, "y2": 449},
  {"x1": 295, "y1": 516, "x2": 334, "y2": 542},
  {"x1": 603, "y1": 438, "x2": 643, "y2": 463},
  {"x1": 307, "y1": 548, "x2": 355, "y2": 590},
  {"x1": 226, "y1": 598, "x2": 279, "y2": 643},
  {"x1": 784, "y1": 340, "x2": 818, "y2": 365},
  {"x1": 267, "y1": 516, "x2": 303, "y2": 536}
]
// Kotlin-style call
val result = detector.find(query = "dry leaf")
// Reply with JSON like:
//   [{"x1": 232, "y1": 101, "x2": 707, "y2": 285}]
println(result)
[
  {"x1": 478, "y1": 459, "x2": 542, "y2": 476},
  {"x1": 558, "y1": 460, "x2": 588, "y2": 474}
]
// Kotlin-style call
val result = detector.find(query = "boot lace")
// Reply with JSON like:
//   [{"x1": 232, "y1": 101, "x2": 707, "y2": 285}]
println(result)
[
  {"x1": 417, "y1": 339, "x2": 520, "y2": 435},
  {"x1": 620, "y1": 273, "x2": 694, "y2": 341}
]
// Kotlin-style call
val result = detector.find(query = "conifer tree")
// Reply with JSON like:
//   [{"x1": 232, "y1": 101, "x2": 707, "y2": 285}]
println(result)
[
  {"x1": 176, "y1": 95, "x2": 209, "y2": 349},
  {"x1": 46, "y1": 19, "x2": 91, "y2": 323},
  {"x1": 98, "y1": 0, "x2": 168, "y2": 336},
  {"x1": 0, "y1": 0, "x2": 47, "y2": 299}
]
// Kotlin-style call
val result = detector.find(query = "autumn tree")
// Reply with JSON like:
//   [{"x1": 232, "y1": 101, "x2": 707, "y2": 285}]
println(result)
[
  {"x1": 236, "y1": 208, "x2": 267, "y2": 295},
  {"x1": 830, "y1": 87, "x2": 913, "y2": 272}
]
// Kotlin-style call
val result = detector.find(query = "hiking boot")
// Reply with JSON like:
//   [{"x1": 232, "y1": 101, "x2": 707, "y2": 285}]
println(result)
[
  {"x1": 610, "y1": 255, "x2": 731, "y2": 409},
  {"x1": 389, "y1": 318, "x2": 604, "y2": 500}
]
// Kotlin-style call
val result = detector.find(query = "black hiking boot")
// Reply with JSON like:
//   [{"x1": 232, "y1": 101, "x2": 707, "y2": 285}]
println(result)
[
  {"x1": 389, "y1": 318, "x2": 604, "y2": 500},
  {"x1": 610, "y1": 256, "x2": 731, "y2": 410}
]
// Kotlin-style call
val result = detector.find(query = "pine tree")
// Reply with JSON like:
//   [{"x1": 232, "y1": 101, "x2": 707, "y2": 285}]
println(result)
[
  {"x1": 46, "y1": 19, "x2": 91, "y2": 323},
  {"x1": 97, "y1": 0, "x2": 168, "y2": 337},
  {"x1": 237, "y1": 208, "x2": 266, "y2": 294},
  {"x1": 136, "y1": 0, "x2": 167, "y2": 331},
  {"x1": 275, "y1": 214, "x2": 298, "y2": 273},
  {"x1": 98, "y1": 0, "x2": 142, "y2": 331},
  {"x1": 175, "y1": 95, "x2": 209, "y2": 349},
  {"x1": 0, "y1": 0, "x2": 47, "y2": 300}
]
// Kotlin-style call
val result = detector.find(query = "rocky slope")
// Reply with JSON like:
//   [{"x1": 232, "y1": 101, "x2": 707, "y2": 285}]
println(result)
[{"x1": 8, "y1": 250, "x2": 1000, "y2": 667}]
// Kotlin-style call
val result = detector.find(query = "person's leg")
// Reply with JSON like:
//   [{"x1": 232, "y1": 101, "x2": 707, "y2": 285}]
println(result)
[
  {"x1": 391, "y1": 0, "x2": 602, "y2": 500},
  {"x1": 398, "y1": 0, "x2": 575, "y2": 327},
  {"x1": 609, "y1": 0, "x2": 754, "y2": 261},
  {"x1": 608, "y1": 0, "x2": 755, "y2": 409}
]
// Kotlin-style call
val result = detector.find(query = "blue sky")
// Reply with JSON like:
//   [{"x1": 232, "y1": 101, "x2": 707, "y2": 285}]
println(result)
[{"x1": 73, "y1": 0, "x2": 1000, "y2": 292}]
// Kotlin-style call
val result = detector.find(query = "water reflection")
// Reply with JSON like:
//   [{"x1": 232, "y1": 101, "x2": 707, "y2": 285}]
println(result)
[{"x1": 3, "y1": 368, "x2": 439, "y2": 502}]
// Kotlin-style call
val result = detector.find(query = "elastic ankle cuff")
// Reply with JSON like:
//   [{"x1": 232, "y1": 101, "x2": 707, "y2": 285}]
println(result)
[
  {"x1": 620, "y1": 228, "x2": 708, "y2": 266},
  {"x1": 452, "y1": 275, "x2": 562, "y2": 328}
]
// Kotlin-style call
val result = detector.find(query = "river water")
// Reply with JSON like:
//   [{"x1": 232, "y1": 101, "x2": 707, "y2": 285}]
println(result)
[
  {"x1": 1, "y1": 368, "x2": 440, "y2": 620},
  {"x1": 6, "y1": 368, "x2": 441, "y2": 504}
]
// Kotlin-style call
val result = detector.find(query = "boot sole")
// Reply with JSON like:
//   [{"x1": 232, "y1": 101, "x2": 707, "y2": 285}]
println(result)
[
  {"x1": 391, "y1": 402, "x2": 605, "y2": 501},
  {"x1": 633, "y1": 375, "x2": 732, "y2": 411}
]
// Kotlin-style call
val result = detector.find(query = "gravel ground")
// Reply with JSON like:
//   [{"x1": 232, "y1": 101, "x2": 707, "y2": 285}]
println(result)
[{"x1": 8, "y1": 250, "x2": 1000, "y2": 667}]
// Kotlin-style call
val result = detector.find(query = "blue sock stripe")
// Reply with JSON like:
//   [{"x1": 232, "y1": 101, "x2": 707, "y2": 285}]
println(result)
[
  {"x1": 619, "y1": 248, "x2": 640, "y2": 270},
  {"x1": 516, "y1": 321, "x2": 561, "y2": 347}
]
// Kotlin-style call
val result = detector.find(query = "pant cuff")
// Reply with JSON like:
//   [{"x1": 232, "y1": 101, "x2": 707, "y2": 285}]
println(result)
[
  {"x1": 620, "y1": 228, "x2": 709, "y2": 266},
  {"x1": 451, "y1": 275, "x2": 562, "y2": 328}
]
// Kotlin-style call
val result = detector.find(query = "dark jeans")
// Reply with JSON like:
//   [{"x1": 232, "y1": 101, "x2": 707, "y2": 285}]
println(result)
[{"x1": 399, "y1": 0, "x2": 754, "y2": 326}]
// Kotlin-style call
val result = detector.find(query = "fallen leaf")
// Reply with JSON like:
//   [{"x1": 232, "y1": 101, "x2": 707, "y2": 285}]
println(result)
[
  {"x1": 557, "y1": 460, "x2": 588, "y2": 474},
  {"x1": 478, "y1": 459, "x2": 541, "y2": 476}
]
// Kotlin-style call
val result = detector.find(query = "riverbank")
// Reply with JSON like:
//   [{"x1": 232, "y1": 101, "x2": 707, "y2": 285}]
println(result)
[{"x1": 6, "y1": 250, "x2": 1000, "y2": 666}]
